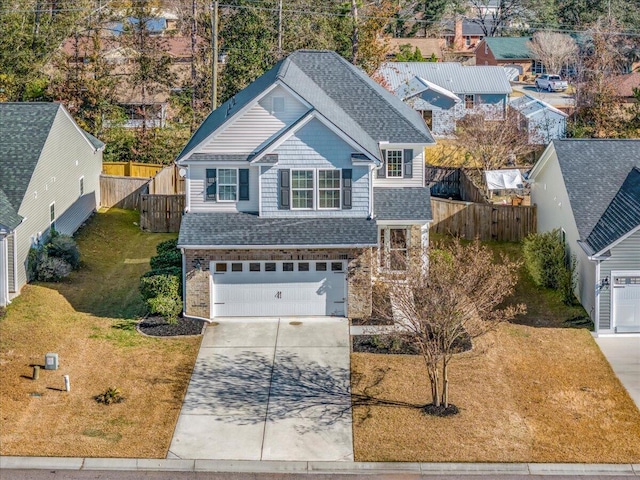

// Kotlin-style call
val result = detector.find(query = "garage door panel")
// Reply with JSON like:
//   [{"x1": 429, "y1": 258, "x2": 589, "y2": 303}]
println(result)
[
  {"x1": 612, "y1": 274, "x2": 640, "y2": 333},
  {"x1": 211, "y1": 261, "x2": 346, "y2": 318}
]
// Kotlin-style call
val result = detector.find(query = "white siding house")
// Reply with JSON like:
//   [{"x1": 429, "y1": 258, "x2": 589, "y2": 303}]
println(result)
[
  {"x1": 530, "y1": 139, "x2": 640, "y2": 335},
  {"x1": 0, "y1": 102, "x2": 104, "y2": 306}
]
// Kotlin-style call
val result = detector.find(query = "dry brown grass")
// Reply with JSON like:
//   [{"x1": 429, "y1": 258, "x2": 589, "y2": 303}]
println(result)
[
  {"x1": 352, "y1": 324, "x2": 640, "y2": 462},
  {"x1": 0, "y1": 209, "x2": 200, "y2": 458},
  {"x1": 425, "y1": 141, "x2": 477, "y2": 168}
]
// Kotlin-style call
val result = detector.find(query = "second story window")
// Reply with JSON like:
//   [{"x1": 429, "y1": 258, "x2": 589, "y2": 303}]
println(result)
[
  {"x1": 386, "y1": 150, "x2": 403, "y2": 177},
  {"x1": 291, "y1": 170, "x2": 314, "y2": 209},
  {"x1": 218, "y1": 169, "x2": 237, "y2": 201},
  {"x1": 318, "y1": 170, "x2": 340, "y2": 209}
]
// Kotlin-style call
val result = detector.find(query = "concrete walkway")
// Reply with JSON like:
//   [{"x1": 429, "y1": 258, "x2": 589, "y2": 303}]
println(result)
[
  {"x1": 595, "y1": 336, "x2": 640, "y2": 409},
  {"x1": 168, "y1": 318, "x2": 353, "y2": 462}
]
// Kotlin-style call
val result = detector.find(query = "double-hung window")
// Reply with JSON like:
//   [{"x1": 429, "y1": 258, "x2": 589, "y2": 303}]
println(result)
[
  {"x1": 318, "y1": 170, "x2": 340, "y2": 209},
  {"x1": 379, "y1": 227, "x2": 409, "y2": 271},
  {"x1": 218, "y1": 169, "x2": 237, "y2": 201},
  {"x1": 291, "y1": 170, "x2": 314, "y2": 209},
  {"x1": 464, "y1": 94, "x2": 475, "y2": 109},
  {"x1": 386, "y1": 150, "x2": 403, "y2": 177}
]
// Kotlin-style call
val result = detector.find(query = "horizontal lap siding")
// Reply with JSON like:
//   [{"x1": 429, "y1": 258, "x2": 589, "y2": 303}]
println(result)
[
  {"x1": 374, "y1": 148, "x2": 424, "y2": 188},
  {"x1": 260, "y1": 118, "x2": 369, "y2": 217},
  {"x1": 7, "y1": 234, "x2": 15, "y2": 293},
  {"x1": 199, "y1": 86, "x2": 308, "y2": 154},
  {"x1": 188, "y1": 165, "x2": 259, "y2": 213},
  {"x1": 599, "y1": 229, "x2": 640, "y2": 331},
  {"x1": 15, "y1": 108, "x2": 101, "y2": 291}
]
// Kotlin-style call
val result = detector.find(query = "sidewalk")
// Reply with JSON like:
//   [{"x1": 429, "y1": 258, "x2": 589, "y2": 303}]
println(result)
[{"x1": 2, "y1": 457, "x2": 640, "y2": 476}]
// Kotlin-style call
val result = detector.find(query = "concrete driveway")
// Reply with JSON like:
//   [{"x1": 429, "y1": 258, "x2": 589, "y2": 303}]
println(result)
[
  {"x1": 168, "y1": 318, "x2": 353, "y2": 461},
  {"x1": 511, "y1": 84, "x2": 575, "y2": 108},
  {"x1": 595, "y1": 336, "x2": 640, "y2": 409}
]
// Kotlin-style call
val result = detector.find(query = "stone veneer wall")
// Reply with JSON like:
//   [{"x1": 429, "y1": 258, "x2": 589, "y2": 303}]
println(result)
[{"x1": 183, "y1": 247, "x2": 373, "y2": 320}]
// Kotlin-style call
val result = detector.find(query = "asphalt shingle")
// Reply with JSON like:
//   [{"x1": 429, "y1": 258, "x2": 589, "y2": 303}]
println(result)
[
  {"x1": 374, "y1": 187, "x2": 432, "y2": 221},
  {"x1": 552, "y1": 139, "x2": 640, "y2": 254},
  {"x1": 177, "y1": 213, "x2": 379, "y2": 247}
]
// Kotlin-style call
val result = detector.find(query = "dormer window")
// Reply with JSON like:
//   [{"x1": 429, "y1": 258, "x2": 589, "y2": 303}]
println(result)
[
  {"x1": 272, "y1": 96, "x2": 285, "y2": 113},
  {"x1": 386, "y1": 150, "x2": 403, "y2": 177}
]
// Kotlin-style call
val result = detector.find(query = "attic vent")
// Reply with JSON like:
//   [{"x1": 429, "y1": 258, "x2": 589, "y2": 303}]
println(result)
[{"x1": 272, "y1": 96, "x2": 285, "y2": 113}]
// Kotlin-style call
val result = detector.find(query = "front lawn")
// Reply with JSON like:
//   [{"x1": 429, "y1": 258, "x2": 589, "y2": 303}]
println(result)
[
  {"x1": 0, "y1": 209, "x2": 201, "y2": 458},
  {"x1": 352, "y1": 242, "x2": 640, "y2": 463}
]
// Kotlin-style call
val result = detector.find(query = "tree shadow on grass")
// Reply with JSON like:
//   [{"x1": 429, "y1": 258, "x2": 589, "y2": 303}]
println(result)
[{"x1": 182, "y1": 350, "x2": 423, "y2": 432}]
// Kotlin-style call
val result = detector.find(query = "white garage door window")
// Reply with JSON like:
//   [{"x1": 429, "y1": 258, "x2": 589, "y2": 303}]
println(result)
[
  {"x1": 612, "y1": 272, "x2": 640, "y2": 333},
  {"x1": 211, "y1": 260, "x2": 347, "y2": 318}
]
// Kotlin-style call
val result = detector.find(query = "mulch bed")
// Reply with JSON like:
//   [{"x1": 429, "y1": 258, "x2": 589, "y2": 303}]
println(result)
[
  {"x1": 352, "y1": 333, "x2": 472, "y2": 355},
  {"x1": 138, "y1": 316, "x2": 205, "y2": 337}
]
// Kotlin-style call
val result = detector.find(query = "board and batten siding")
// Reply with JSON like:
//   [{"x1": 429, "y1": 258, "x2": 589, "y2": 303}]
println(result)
[
  {"x1": 374, "y1": 147, "x2": 425, "y2": 188},
  {"x1": 598, "y1": 229, "x2": 640, "y2": 331},
  {"x1": 261, "y1": 118, "x2": 370, "y2": 217},
  {"x1": 188, "y1": 164, "x2": 259, "y2": 213},
  {"x1": 530, "y1": 149, "x2": 596, "y2": 320},
  {"x1": 13, "y1": 106, "x2": 102, "y2": 292},
  {"x1": 198, "y1": 86, "x2": 309, "y2": 154}
]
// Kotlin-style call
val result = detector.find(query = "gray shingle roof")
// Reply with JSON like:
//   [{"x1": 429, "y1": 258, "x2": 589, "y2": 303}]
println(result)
[
  {"x1": 377, "y1": 62, "x2": 512, "y2": 95},
  {"x1": 0, "y1": 102, "x2": 60, "y2": 227},
  {"x1": 552, "y1": 139, "x2": 640, "y2": 254},
  {"x1": 585, "y1": 167, "x2": 640, "y2": 254},
  {"x1": 374, "y1": 187, "x2": 432, "y2": 221},
  {"x1": 0, "y1": 189, "x2": 23, "y2": 232},
  {"x1": 82, "y1": 129, "x2": 105, "y2": 150},
  {"x1": 178, "y1": 212, "x2": 379, "y2": 247},
  {"x1": 177, "y1": 50, "x2": 434, "y2": 162}
]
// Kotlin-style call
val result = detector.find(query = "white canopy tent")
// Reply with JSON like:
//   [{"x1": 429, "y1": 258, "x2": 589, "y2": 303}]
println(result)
[{"x1": 484, "y1": 169, "x2": 524, "y2": 191}]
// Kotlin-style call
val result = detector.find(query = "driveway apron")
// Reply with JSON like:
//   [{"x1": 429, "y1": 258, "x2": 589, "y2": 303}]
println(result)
[
  {"x1": 595, "y1": 336, "x2": 640, "y2": 409},
  {"x1": 168, "y1": 318, "x2": 353, "y2": 461}
]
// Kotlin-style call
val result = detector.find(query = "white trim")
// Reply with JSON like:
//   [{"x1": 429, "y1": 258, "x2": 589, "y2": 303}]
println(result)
[
  {"x1": 275, "y1": 80, "x2": 314, "y2": 110},
  {"x1": 592, "y1": 225, "x2": 640, "y2": 258},
  {"x1": 594, "y1": 260, "x2": 601, "y2": 333},
  {"x1": 290, "y1": 168, "x2": 315, "y2": 210},
  {"x1": 528, "y1": 142, "x2": 557, "y2": 180},
  {"x1": 57, "y1": 104, "x2": 105, "y2": 152},
  {"x1": 12, "y1": 230, "x2": 18, "y2": 293},
  {"x1": 416, "y1": 77, "x2": 462, "y2": 103},
  {"x1": 377, "y1": 219, "x2": 432, "y2": 226},
  {"x1": 216, "y1": 168, "x2": 239, "y2": 203},
  {"x1": 185, "y1": 167, "x2": 191, "y2": 212},
  {"x1": 385, "y1": 149, "x2": 404, "y2": 178},
  {"x1": 0, "y1": 236, "x2": 9, "y2": 307},
  {"x1": 249, "y1": 112, "x2": 316, "y2": 163},
  {"x1": 78, "y1": 176, "x2": 85, "y2": 197},
  {"x1": 49, "y1": 201, "x2": 56, "y2": 230}
]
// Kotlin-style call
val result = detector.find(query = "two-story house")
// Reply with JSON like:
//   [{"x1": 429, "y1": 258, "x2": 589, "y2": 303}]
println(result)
[
  {"x1": 375, "y1": 62, "x2": 511, "y2": 136},
  {"x1": 176, "y1": 50, "x2": 435, "y2": 321}
]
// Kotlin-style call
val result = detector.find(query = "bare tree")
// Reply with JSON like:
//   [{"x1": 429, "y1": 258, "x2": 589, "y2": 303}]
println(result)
[
  {"x1": 467, "y1": 0, "x2": 523, "y2": 36},
  {"x1": 454, "y1": 111, "x2": 535, "y2": 171},
  {"x1": 371, "y1": 239, "x2": 525, "y2": 411},
  {"x1": 527, "y1": 31, "x2": 578, "y2": 75}
]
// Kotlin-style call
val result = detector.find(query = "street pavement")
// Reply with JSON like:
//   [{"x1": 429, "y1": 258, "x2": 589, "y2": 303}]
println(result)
[{"x1": 168, "y1": 318, "x2": 353, "y2": 462}]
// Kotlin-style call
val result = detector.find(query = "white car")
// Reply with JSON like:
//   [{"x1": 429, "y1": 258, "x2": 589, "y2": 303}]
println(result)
[{"x1": 535, "y1": 74, "x2": 569, "y2": 92}]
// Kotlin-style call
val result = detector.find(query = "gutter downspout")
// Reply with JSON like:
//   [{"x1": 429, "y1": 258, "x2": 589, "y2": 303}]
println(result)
[{"x1": 594, "y1": 259, "x2": 600, "y2": 336}]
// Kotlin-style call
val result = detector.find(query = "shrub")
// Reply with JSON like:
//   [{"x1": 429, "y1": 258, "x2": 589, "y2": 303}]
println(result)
[
  {"x1": 95, "y1": 387, "x2": 125, "y2": 405},
  {"x1": 522, "y1": 229, "x2": 566, "y2": 289},
  {"x1": 142, "y1": 266, "x2": 182, "y2": 280},
  {"x1": 147, "y1": 294, "x2": 183, "y2": 323},
  {"x1": 140, "y1": 273, "x2": 181, "y2": 301},
  {"x1": 36, "y1": 256, "x2": 73, "y2": 282},
  {"x1": 46, "y1": 234, "x2": 80, "y2": 269},
  {"x1": 150, "y1": 239, "x2": 181, "y2": 270}
]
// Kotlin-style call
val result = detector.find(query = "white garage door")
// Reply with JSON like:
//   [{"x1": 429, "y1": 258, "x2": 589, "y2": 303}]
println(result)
[
  {"x1": 211, "y1": 260, "x2": 347, "y2": 317},
  {"x1": 612, "y1": 274, "x2": 640, "y2": 333}
]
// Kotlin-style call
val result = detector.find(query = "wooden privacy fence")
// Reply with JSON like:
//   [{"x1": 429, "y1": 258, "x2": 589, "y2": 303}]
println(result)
[
  {"x1": 149, "y1": 164, "x2": 185, "y2": 194},
  {"x1": 425, "y1": 166, "x2": 488, "y2": 204},
  {"x1": 140, "y1": 194, "x2": 185, "y2": 233},
  {"x1": 102, "y1": 161, "x2": 165, "y2": 178},
  {"x1": 430, "y1": 197, "x2": 536, "y2": 242},
  {"x1": 100, "y1": 175, "x2": 149, "y2": 210}
]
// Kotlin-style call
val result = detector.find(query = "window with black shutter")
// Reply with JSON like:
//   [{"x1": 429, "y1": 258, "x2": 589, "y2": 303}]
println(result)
[
  {"x1": 206, "y1": 168, "x2": 217, "y2": 201},
  {"x1": 342, "y1": 169, "x2": 352, "y2": 209},
  {"x1": 238, "y1": 168, "x2": 249, "y2": 201},
  {"x1": 279, "y1": 169, "x2": 290, "y2": 210}
]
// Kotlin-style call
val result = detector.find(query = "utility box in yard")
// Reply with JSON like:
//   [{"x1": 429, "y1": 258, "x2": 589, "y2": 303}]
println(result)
[{"x1": 44, "y1": 353, "x2": 58, "y2": 370}]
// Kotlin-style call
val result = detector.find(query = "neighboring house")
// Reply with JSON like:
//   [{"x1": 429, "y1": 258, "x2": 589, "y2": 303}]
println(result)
[
  {"x1": 612, "y1": 71, "x2": 640, "y2": 103},
  {"x1": 475, "y1": 37, "x2": 541, "y2": 75},
  {"x1": 441, "y1": 18, "x2": 491, "y2": 53},
  {"x1": 529, "y1": 139, "x2": 640, "y2": 335},
  {"x1": 376, "y1": 62, "x2": 511, "y2": 136},
  {"x1": 176, "y1": 50, "x2": 435, "y2": 320},
  {"x1": 58, "y1": 17, "x2": 201, "y2": 128},
  {"x1": 0, "y1": 103, "x2": 104, "y2": 307},
  {"x1": 509, "y1": 94, "x2": 568, "y2": 144}
]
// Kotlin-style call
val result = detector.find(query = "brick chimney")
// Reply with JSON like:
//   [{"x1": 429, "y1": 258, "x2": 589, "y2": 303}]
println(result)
[{"x1": 453, "y1": 17, "x2": 464, "y2": 51}]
